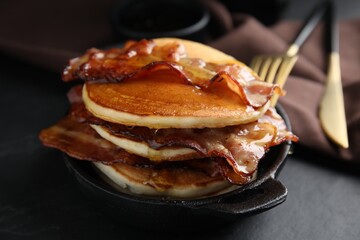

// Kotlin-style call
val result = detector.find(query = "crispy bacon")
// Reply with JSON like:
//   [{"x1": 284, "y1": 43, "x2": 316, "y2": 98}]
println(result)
[
  {"x1": 40, "y1": 86, "x2": 298, "y2": 185},
  {"x1": 67, "y1": 86, "x2": 298, "y2": 176},
  {"x1": 39, "y1": 114, "x2": 149, "y2": 166},
  {"x1": 62, "y1": 39, "x2": 281, "y2": 107},
  {"x1": 39, "y1": 113, "x2": 254, "y2": 184}
]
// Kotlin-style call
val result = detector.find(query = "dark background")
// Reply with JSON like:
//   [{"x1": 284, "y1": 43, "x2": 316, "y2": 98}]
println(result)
[{"x1": 1, "y1": 0, "x2": 360, "y2": 239}]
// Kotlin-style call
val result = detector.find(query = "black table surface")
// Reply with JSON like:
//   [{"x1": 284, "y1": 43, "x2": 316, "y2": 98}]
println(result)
[
  {"x1": 1, "y1": 54, "x2": 360, "y2": 240},
  {"x1": 1, "y1": 1, "x2": 360, "y2": 239}
]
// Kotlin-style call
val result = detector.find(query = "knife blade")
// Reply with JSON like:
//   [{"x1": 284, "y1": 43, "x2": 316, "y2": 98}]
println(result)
[{"x1": 319, "y1": 0, "x2": 349, "y2": 148}]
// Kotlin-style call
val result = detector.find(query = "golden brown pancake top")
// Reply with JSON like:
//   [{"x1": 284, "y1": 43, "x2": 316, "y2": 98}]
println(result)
[{"x1": 85, "y1": 69, "x2": 254, "y2": 117}]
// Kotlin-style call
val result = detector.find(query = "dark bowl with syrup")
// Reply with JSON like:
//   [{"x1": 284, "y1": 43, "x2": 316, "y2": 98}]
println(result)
[
  {"x1": 111, "y1": 0, "x2": 210, "y2": 42},
  {"x1": 64, "y1": 104, "x2": 293, "y2": 232}
]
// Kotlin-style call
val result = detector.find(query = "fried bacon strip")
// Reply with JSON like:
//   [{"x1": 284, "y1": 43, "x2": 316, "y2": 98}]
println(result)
[
  {"x1": 39, "y1": 115, "x2": 148, "y2": 166},
  {"x1": 75, "y1": 104, "x2": 297, "y2": 175},
  {"x1": 62, "y1": 39, "x2": 281, "y2": 107},
  {"x1": 67, "y1": 86, "x2": 298, "y2": 176},
  {"x1": 39, "y1": 114, "x2": 252, "y2": 184},
  {"x1": 40, "y1": 86, "x2": 297, "y2": 185}
]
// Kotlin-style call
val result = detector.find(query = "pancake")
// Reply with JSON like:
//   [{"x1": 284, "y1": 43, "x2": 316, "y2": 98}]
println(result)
[
  {"x1": 79, "y1": 38, "x2": 275, "y2": 129},
  {"x1": 93, "y1": 161, "x2": 237, "y2": 199},
  {"x1": 90, "y1": 124, "x2": 200, "y2": 161},
  {"x1": 83, "y1": 74, "x2": 270, "y2": 129}
]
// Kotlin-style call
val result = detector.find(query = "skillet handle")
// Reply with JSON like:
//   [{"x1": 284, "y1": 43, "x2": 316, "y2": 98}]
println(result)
[{"x1": 203, "y1": 178, "x2": 287, "y2": 215}]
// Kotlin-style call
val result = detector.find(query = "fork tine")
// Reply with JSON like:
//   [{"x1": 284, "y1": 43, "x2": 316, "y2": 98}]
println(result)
[
  {"x1": 258, "y1": 58, "x2": 273, "y2": 80},
  {"x1": 274, "y1": 56, "x2": 298, "y2": 88},
  {"x1": 263, "y1": 57, "x2": 282, "y2": 84},
  {"x1": 250, "y1": 54, "x2": 298, "y2": 106},
  {"x1": 250, "y1": 56, "x2": 263, "y2": 73},
  {"x1": 270, "y1": 56, "x2": 298, "y2": 106}
]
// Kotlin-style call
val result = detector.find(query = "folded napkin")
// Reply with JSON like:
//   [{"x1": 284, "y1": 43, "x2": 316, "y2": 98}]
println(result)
[
  {"x1": 208, "y1": 5, "x2": 360, "y2": 162},
  {"x1": 1, "y1": 0, "x2": 359, "y2": 162}
]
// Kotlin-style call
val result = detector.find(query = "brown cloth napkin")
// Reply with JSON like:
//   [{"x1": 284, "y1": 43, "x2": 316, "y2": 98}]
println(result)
[{"x1": 0, "y1": 0, "x2": 359, "y2": 162}]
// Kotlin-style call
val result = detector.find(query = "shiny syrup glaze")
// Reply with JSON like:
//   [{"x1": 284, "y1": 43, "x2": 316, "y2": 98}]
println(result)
[
  {"x1": 84, "y1": 70, "x2": 256, "y2": 118},
  {"x1": 63, "y1": 39, "x2": 280, "y2": 108}
]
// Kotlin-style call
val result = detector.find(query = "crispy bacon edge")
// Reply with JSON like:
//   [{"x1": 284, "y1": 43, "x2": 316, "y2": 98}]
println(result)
[{"x1": 62, "y1": 39, "x2": 282, "y2": 107}]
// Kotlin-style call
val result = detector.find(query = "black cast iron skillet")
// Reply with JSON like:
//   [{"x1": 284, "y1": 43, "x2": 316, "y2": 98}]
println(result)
[{"x1": 64, "y1": 104, "x2": 293, "y2": 232}]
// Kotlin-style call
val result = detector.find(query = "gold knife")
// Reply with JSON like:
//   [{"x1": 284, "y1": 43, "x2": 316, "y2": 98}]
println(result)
[{"x1": 319, "y1": 1, "x2": 349, "y2": 148}]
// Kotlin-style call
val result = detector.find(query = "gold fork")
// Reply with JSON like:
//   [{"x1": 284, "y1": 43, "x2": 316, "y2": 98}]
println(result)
[
  {"x1": 250, "y1": 1, "x2": 328, "y2": 106},
  {"x1": 250, "y1": 46, "x2": 298, "y2": 106}
]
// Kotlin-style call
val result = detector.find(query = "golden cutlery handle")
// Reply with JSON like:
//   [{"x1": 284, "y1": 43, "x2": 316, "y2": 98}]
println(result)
[{"x1": 319, "y1": 52, "x2": 349, "y2": 148}]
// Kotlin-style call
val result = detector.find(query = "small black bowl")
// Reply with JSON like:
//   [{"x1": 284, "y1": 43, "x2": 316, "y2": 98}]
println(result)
[
  {"x1": 64, "y1": 104, "x2": 293, "y2": 232},
  {"x1": 110, "y1": 0, "x2": 210, "y2": 42}
]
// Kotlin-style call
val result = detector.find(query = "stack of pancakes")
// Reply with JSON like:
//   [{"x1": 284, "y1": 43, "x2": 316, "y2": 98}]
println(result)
[{"x1": 40, "y1": 38, "x2": 298, "y2": 199}]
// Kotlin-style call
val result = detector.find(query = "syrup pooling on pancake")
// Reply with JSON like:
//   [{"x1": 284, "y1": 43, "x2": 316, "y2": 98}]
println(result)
[{"x1": 63, "y1": 39, "x2": 281, "y2": 108}]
